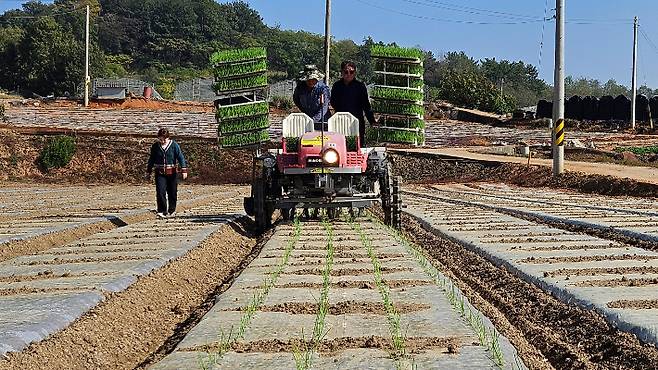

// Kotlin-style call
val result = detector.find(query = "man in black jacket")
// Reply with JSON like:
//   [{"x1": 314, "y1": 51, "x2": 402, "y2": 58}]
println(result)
[{"x1": 330, "y1": 60, "x2": 376, "y2": 146}]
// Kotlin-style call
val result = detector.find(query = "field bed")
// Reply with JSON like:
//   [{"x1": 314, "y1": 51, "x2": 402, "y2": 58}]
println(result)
[
  {"x1": 152, "y1": 219, "x2": 522, "y2": 369},
  {"x1": 0, "y1": 185, "x2": 247, "y2": 359},
  {"x1": 402, "y1": 188, "x2": 658, "y2": 368}
]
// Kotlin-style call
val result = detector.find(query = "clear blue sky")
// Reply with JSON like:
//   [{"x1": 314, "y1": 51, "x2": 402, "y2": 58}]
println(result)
[{"x1": 3, "y1": 0, "x2": 658, "y2": 87}]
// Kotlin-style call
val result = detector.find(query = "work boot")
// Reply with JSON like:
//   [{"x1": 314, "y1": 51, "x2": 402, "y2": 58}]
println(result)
[
  {"x1": 156, "y1": 212, "x2": 167, "y2": 218},
  {"x1": 168, "y1": 212, "x2": 176, "y2": 218}
]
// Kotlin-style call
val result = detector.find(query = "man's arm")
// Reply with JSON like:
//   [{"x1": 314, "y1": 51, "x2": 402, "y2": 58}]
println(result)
[
  {"x1": 292, "y1": 85, "x2": 302, "y2": 110},
  {"x1": 146, "y1": 143, "x2": 156, "y2": 174},
  {"x1": 330, "y1": 82, "x2": 338, "y2": 111},
  {"x1": 361, "y1": 83, "x2": 376, "y2": 124},
  {"x1": 174, "y1": 142, "x2": 188, "y2": 179}
]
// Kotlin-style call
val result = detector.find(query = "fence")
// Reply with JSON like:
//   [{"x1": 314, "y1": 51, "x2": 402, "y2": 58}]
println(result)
[{"x1": 91, "y1": 78, "x2": 163, "y2": 100}]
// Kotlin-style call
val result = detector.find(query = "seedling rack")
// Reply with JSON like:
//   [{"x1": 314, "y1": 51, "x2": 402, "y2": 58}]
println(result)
[
  {"x1": 211, "y1": 47, "x2": 270, "y2": 150},
  {"x1": 369, "y1": 45, "x2": 426, "y2": 146}
]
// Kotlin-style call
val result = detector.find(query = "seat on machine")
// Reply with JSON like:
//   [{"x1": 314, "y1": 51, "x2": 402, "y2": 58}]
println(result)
[
  {"x1": 328, "y1": 112, "x2": 359, "y2": 137},
  {"x1": 282, "y1": 113, "x2": 314, "y2": 137}
]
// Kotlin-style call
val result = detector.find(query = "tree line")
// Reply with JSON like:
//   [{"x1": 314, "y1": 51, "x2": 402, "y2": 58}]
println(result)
[{"x1": 0, "y1": 0, "x2": 649, "y2": 113}]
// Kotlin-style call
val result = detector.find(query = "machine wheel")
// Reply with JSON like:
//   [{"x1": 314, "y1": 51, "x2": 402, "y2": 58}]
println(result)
[
  {"x1": 379, "y1": 161, "x2": 394, "y2": 226},
  {"x1": 327, "y1": 208, "x2": 339, "y2": 220},
  {"x1": 253, "y1": 178, "x2": 272, "y2": 232},
  {"x1": 392, "y1": 176, "x2": 402, "y2": 230}
]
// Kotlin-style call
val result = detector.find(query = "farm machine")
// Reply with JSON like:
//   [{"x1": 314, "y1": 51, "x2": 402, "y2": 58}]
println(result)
[{"x1": 243, "y1": 113, "x2": 401, "y2": 231}]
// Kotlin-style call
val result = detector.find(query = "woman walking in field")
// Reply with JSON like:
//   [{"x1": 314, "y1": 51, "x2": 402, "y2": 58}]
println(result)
[{"x1": 146, "y1": 128, "x2": 188, "y2": 218}]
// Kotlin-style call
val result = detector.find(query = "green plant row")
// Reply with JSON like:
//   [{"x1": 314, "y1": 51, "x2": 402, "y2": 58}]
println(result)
[
  {"x1": 614, "y1": 146, "x2": 658, "y2": 155},
  {"x1": 370, "y1": 44, "x2": 424, "y2": 61},
  {"x1": 218, "y1": 114, "x2": 269, "y2": 135},
  {"x1": 371, "y1": 86, "x2": 423, "y2": 102},
  {"x1": 368, "y1": 214, "x2": 506, "y2": 368},
  {"x1": 212, "y1": 73, "x2": 267, "y2": 93},
  {"x1": 372, "y1": 100, "x2": 425, "y2": 117},
  {"x1": 381, "y1": 118, "x2": 425, "y2": 129},
  {"x1": 285, "y1": 137, "x2": 300, "y2": 152},
  {"x1": 375, "y1": 61, "x2": 424, "y2": 75},
  {"x1": 199, "y1": 217, "x2": 302, "y2": 369},
  {"x1": 216, "y1": 101, "x2": 269, "y2": 120},
  {"x1": 219, "y1": 129, "x2": 270, "y2": 148},
  {"x1": 213, "y1": 59, "x2": 267, "y2": 79},
  {"x1": 346, "y1": 136, "x2": 358, "y2": 152},
  {"x1": 349, "y1": 220, "x2": 409, "y2": 367},
  {"x1": 376, "y1": 75, "x2": 424, "y2": 88},
  {"x1": 367, "y1": 127, "x2": 425, "y2": 145},
  {"x1": 210, "y1": 47, "x2": 267, "y2": 65}
]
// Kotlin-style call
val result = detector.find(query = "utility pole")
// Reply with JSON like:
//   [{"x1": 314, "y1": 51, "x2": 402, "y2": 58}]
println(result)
[
  {"x1": 552, "y1": 0, "x2": 565, "y2": 176},
  {"x1": 631, "y1": 16, "x2": 638, "y2": 130},
  {"x1": 84, "y1": 5, "x2": 90, "y2": 107},
  {"x1": 323, "y1": 0, "x2": 331, "y2": 84}
]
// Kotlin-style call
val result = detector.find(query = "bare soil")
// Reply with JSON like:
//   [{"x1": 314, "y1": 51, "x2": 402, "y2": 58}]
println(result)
[
  {"x1": 402, "y1": 212, "x2": 658, "y2": 370},
  {"x1": 248, "y1": 301, "x2": 431, "y2": 315},
  {"x1": 0, "y1": 219, "x2": 258, "y2": 370},
  {"x1": 607, "y1": 300, "x2": 658, "y2": 309},
  {"x1": 574, "y1": 277, "x2": 658, "y2": 288},
  {"x1": 392, "y1": 152, "x2": 658, "y2": 198},
  {"x1": 520, "y1": 254, "x2": 658, "y2": 264},
  {"x1": 189, "y1": 336, "x2": 462, "y2": 355}
]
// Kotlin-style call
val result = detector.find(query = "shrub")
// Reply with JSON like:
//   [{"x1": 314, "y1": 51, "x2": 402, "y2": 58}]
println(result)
[
  {"x1": 270, "y1": 95, "x2": 294, "y2": 111},
  {"x1": 0, "y1": 104, "x2": 6, "y2": 122},
  {"x1": 438, "y1": 70, "x2": 515, "y2": 114},
  {"x1": 40, "y1": 136, "x2": 76, "y2": 169}
]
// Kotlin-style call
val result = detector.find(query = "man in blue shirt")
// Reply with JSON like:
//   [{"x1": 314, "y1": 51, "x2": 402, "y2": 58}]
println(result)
[
  {"x1": 330, "y1": 60, "x2": 376, "y2": 146},
  {"x1": 293, "y1": 65, "x2": 331, "y2": 129}
]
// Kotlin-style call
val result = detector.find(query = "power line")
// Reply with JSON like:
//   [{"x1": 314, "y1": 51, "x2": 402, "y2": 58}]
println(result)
[
  {"x1": 537, "y1": 0, "x2": 550, "y2": 74},
  {"x1": 639, "y1": 26, "x2": 658, "y2": 56},
  {"x1": 398, "y1": 0, "x2": 542, "y2": 21},
  {"x1": 355, "y1": 0, "x2": 545, "y2": 25}
]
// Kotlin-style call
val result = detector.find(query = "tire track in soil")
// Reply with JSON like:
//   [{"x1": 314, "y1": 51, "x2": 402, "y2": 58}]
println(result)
[
  {"x1": 0, "y1": 219, "x2": 259, "y2": 370},
  {"x1": 402, "y1": 212, "x2": 658, "y2": 370}
]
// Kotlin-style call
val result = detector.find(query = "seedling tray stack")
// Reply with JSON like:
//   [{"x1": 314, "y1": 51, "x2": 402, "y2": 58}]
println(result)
[
  {"x1": 211, "y1": 47, "x2": 270, "y2": 148},
  {"x1": 368, "y1": 45, "x2": 425, "y2": 146}
]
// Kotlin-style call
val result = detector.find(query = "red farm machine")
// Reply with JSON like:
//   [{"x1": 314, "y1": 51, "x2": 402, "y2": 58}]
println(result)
[{"x1": 243, "y1": 112, "x2": 401, "y2": 231}]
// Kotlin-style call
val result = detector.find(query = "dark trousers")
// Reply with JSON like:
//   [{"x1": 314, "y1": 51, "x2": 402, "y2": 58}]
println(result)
[
  {"x1": 155, "y1": 174, "x2": 178, "y2": 214},
  {"x1": 359, "y1": 120, "x2": 366, "y2": 147}
]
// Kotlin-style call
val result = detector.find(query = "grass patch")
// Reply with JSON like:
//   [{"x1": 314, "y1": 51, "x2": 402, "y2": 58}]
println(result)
[
  {"x1": 372, "y1": 100, "x2": 424, "y2": 117},
  {"x1": 371, "y1": 86, "x2": 423, "y2": 102},
  {"x1": 210, "y1": 47, "x2": 267, "y2": 65},
  {"x1": 216, "y1": 102, "x2": 269, "y2": 121},
  {"x1": 371, "y1": 45, "x2": 424, "y2": 61},
  {"x1": 219, "y1": 129, "x2": 270, "y2": 148},
  {"x1": 613, "y1": 146, "x2": 658, "y2": 155}
]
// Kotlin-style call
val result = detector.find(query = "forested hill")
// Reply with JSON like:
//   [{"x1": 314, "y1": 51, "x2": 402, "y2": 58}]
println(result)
[
  {"x1": 3, "y1": 0, "x2": 637, "y2": 112},
  {"x1": 0, "y1": 0, "x2": 375, "y2": 96}
]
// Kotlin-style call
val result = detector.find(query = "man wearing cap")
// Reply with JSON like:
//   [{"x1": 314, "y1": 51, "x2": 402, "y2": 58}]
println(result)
[
  {"x1": 330, "y1": 60, "x2": 376, "y2": 146},
  {"x1": 293, "y1": 65, "x2": 331, "y2": 129}
]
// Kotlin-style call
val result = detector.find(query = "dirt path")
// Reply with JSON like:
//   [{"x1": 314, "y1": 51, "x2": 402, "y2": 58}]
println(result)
[{"x1": 399, "y1": 147, "x2": 658, "y2": 185}]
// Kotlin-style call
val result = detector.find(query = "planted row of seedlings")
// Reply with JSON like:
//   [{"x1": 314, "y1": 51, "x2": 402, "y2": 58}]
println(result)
[
  {"x1": 211, "y1": 47, "x2": 270, "y2": 148},
  {"x1": 369, "y1": 45, "x2": 425, "y2": 146},
  {"x1": 293, "y1": 219, "x2": 335, "y2": 370},
  {"x1": 349, "y1": 219, "x2": 410, "y2": 370},
  {"x1": 366, "y1": 214, "x2": 517, "y2": 369},
  {"x1": 199, "y1": 217, "x2": 302, "y2": 369}
]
